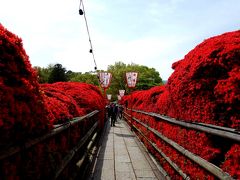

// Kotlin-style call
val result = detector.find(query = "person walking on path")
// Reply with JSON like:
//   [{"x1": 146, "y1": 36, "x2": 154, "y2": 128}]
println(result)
[{"x1": 110, "y1": 103, "x2": 118, "y2": 126}]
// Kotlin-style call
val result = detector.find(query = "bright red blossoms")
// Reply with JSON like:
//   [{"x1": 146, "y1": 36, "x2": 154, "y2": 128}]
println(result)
[
  {"x1": 165, "y1": 30, "x2": 240, "y2": 128},
  {"x1": 122, "y1": 30, "x2": 240, "y2": 178},
  {"x1": 41, "y1": 82, "x2": 106, "y2": 125},
  {"x1": 0, "y1": 24, "x2": 53, "y2": 144},
  {"x1": 0, "y1": 24, "x2": 106, "y2": 179}
]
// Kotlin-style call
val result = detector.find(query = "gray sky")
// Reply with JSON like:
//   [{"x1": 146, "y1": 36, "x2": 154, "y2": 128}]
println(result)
[{"x1": 1, "y1": 0, "x2": 239, "y2": 80}]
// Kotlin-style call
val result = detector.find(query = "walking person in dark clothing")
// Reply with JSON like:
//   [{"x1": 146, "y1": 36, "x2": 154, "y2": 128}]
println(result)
[{"x1": 110, "y1": 103, "x2": 117, "y2": 126}]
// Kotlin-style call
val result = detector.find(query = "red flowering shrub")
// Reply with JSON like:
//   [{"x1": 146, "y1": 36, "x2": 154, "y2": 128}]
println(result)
[
  {"x1": 162, "y1": 30, "x2": 240, "y2": 178},
  {"x1": 41, "y1": 82, "x2": 106, "y2": 126},
  {"x1": 121, "y1": 86, "x2": 166, "y2": 113},
  {"x1": 0, "y1": 24, "x2": 53, "y2": 144},
  {"x1": 125, "y1": 112, "x2": 215, "y2": 179},
  {"x1": 41, "y1": 83, "x2": 84, "y2": 124},
  {"x1": 0, "y1": 24, "x2": 106, "y2": 179},
  {"x1": 134, "y1": 86, "x2": 165, "y2": 112},
  {"x1": 214, "y1": 67, "x2": 240, "y2": 129},
  {"x1": 122, "y1": 30, "x2": 240, "y2": 178},
  {"x1": 163, "y1": 30, "x2": 240, "y2": 127},
  {"x1": 134, "y1": 112, "x2": 221, "y2": 161},
  {"x1": 221, "y1": 144, "x2": 240, "y2": 179},
  {"x1": 50, "y1": 82, "x2": 105, "y2": 114}
]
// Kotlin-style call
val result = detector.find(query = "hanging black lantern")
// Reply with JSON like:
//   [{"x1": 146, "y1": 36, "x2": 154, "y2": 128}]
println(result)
[
  {"x1": 89, "y1": 49, "x2": 93, "y2": 53},
  {"x1": 79, "y1": 9, "x2": 84, "y2": 15}
]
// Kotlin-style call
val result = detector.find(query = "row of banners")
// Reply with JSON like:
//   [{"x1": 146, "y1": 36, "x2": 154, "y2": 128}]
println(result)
[
  {"x1": 98, "y1": 72, "x2": 138, "y2": 100},
  {"x1": 106, "y1": 89, "x2": 125, "y2": 101},
  {"x1": 98, "y1": 72, "x2": 138, "y2": 89}
]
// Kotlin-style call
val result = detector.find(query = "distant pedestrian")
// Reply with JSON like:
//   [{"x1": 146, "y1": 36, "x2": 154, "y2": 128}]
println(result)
[{"x1": 110, "y1": 103, "x2": 117, "y2": 126}]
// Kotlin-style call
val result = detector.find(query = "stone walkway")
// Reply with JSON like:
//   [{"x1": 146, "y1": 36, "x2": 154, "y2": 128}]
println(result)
[{"x1": 87, "y1": 118, "x2": 165, "y2": 180}]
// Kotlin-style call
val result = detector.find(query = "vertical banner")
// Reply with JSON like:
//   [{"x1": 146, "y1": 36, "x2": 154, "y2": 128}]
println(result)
[
  {"x1": 98, "y1": 72, "x2": 112, "y2": 89},
  {"x1": 98, "y1": 72, "x2": 112, "y2": 129},
  {"x1": 119, "y1": 90, "x2": 125, "y2": 97},
  {"x1": 126, "y1": 72, "x2": 138, "y2": 88},
  {"x1": 125, "y1": 72, "x2": 138, "y2": 131},
  {"x1": 117, "y1": 95, "x2": 121, "y2": 100},
  {"x1": 107, "y1": 94, "x2": 112, "y2": 101}
]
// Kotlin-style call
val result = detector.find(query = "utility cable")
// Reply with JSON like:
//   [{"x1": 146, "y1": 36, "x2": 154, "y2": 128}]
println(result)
[{"x1": 79, "y1": 0, "x2": 98, "y2": 70}]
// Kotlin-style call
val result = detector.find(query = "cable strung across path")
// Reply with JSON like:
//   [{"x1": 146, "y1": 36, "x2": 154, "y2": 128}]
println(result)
[{"x1": 79, "y1": 0, "x2": 98, "y2": 70}]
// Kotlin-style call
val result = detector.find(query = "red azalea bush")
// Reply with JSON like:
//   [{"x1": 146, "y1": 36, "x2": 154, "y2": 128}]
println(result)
[
  {"x1": 133, "y1": 112, "x2": 221, "y2": 161},
  {"x1": 133, "y1": 86, "x2": 166, "y2": 112},
  {"x1": 125, "y1": 112, "x2": 215, "y2": 179},
  {"x1": 31, "y1": 83, "x2": 105, "y2": 179},
  {"x1": 120, "y1": 86, "x2": 166, "y2": 113},
  {"x1": 49, "y1": 82, "x2": 106, "y2": 114},
  {"x1": 0, "y1": 24, "x2": 106, "y2": 179},
  {"x1": 163, "y1": 30, "x2": 240, "y2": 128},
  {"x1": 221, "y1": 144, "x2": 240, "y2": 178},
  {"x1": 41, "y1": 83, "x2": 84, "y2": 124},
  {"x1": 161, "y1": 30, "x2": 240, "y2": 178},
  {"x1": 41, "y1": 82, "x2": 106, "y2": 126},
  {"x1": 0, "y1": 24, "x2": 53, "y2": 144},
  {"x1": 122, "y1": 30, "x2": 240, "y2": 178}
]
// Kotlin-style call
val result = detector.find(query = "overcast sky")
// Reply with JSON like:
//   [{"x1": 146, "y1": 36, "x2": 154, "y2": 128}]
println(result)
[{"x1": 1, "y1": 0, "x2": 240, "y2": 80}]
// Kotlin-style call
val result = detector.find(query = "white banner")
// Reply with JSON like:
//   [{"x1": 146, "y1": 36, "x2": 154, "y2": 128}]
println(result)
[
  {"x1": 119, "y1": 89, "x2": 125, "y2": 97},
  {"x1": 117, "y1": 95, "x2": 121, "y2": 100},
  {"x1": 107, "y1": 94, "x2": 112, "y2": 100},
  {"x1": 126, "y1": 72, "x2": 138, "y2": 88},
  {"x1": 98, "y1": 72, "x2": 112, "y2": 88}
]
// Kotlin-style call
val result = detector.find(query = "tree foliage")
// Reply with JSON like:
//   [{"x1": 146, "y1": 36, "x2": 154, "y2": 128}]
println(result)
[
  {"x1": 34, "y1": 65, "x2": 54, "y2": 83},
  {"x1": 35, "y1": 63, "x2": 99, "y2": 85},
  {"x1": 34, "y1": 62, "x2": 163, "y2": 100},
  {"x1": 48, "y1": 63, "x2": 68, "y2": 83},
  {"x1": 69, "y1": 71, "x2": 99, "y2": 85},
  {"x1": 106, "y1": 61, "x2": 163, "y2": 100}
]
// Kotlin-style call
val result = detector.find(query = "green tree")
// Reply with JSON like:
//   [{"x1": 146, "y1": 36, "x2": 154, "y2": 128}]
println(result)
[
  {"x1": 132, "y1": 65, "x2": 162, "y2": 90},
  {"x1": 34, "y1": 61, "x2": 162, "y2": 100},
  {"x1": 106, "y1": 61, "x2": 163, "y2": 100},
  {"x1": 65, "y1": 70, "x2": 75, "y2": 80},
  {"x1": 48, "y1": 63, "x2": 68, "y2": 83},
  {"x1": 34, "y1": 66, "x2": 52, "y2": 83},
  {"x1": 69, "y1": 71, "x2": 99, "y2": 85},
  {"x1": 106, "y1": 62, "x2": 127, "y2": 100}
]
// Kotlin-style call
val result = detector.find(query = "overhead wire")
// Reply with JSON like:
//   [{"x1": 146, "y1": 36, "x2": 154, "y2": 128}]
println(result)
[
  {"x1": 79, "y1": 0, "x2": 98, "y2": 70},
  {"x1": 79, "y1": 0, "x2": 83, "y2": 10}
]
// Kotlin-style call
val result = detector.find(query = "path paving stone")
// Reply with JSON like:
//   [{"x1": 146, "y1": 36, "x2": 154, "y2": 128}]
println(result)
[{"x1": 87, "y1": 118, "x2": 165, "y2": 180}]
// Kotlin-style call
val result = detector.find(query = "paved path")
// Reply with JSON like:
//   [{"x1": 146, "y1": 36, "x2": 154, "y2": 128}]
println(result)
[{"x1": 87, "y1": 118, "x2": 165, "y2": 180}]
